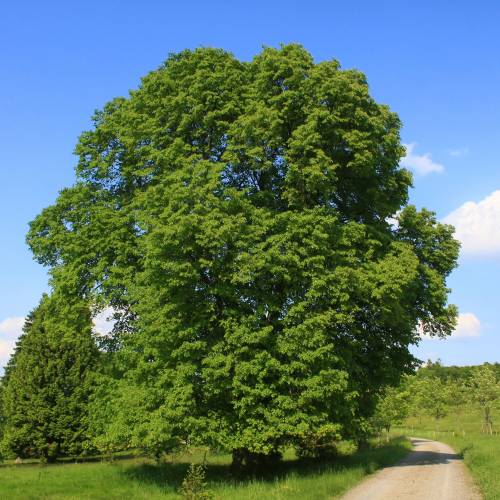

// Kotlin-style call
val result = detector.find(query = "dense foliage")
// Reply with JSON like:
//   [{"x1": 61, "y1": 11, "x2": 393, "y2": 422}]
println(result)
[
  {"x1": 0, "y1": 294, "x2": 98, "y2": 461},
  {"x1": 20, "y1": 44, "x2": 459, "y2": 463}
]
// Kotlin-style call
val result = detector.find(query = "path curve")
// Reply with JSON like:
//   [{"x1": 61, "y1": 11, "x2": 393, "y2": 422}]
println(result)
[{"x1": 340, "y1": 437, "x2": 481, "y2": 500}]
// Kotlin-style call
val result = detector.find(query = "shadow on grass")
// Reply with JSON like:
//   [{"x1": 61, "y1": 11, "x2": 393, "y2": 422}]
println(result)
[
  {"x1": 122, "y1": 437, "x2": 411, "y2": 490},
  {"x1": 0, "y1": 452, "x2": 140, "y2": 468}
]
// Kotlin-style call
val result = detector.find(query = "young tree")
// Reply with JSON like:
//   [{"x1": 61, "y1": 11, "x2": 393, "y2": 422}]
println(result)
[
  {"x1": 405, "y1": 376, "x2": 425, "y2": 425},
  {"x1": 418, "y1": 377, "x2": 450, "y2": 429},
  {"x1": 469, "y1": 365, "x2": 499, "y2": 435},
  {"x1": 1, "y1": 294, "x2": 98, "y2": 461},
  {"x1": 26, "y1": 45, "x2": 459, "y2": 465},
  {"x1": 444, "y1": 380, "x2": 469, "y2": 433},
  {"x1": 371, "y1": 386, "x2": 410, "y2": 441}
]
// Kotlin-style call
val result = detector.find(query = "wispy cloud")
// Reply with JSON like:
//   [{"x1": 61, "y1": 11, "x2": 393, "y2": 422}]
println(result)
[
  {"x1": 447, "y1": 147, "x2": 469, "y2": 157},
  {"x1": 401, "y1": 143, "x2": 444, "y2": 175},
  {"x1": 443, "y1": 190, "x2": 500, "y2": 256}
]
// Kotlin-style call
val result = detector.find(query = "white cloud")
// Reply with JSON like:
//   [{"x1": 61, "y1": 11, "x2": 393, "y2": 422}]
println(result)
[
  {"x1": 0, "y1": 317, "x2": 24, "y2": 336},
  {"x1": 0, "y1": 316, "x2": 25, "y2": 368},
  {"x1": 401, "y1": 143, "x2": 444, "y2": 175},
  {"x1": 443, "y1": 190, "x2": 500, "y2": 256},
  {"x1": 419, "y1": 312, "x2": 481, "y2": 340},
  {"x1": 92, "y1": 307, "x2": 116, "y2": 336},
  {"x1": 452, "y1": 312, "x2": 480, "y2": 338}
]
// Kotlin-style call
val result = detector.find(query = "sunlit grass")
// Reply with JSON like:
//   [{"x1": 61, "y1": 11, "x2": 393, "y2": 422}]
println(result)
[{"x1": 0, "y1": 438, "x2": 411, "y2": 499}]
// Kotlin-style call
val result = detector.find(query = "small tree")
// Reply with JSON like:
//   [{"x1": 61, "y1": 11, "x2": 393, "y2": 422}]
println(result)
[
  {"x1": 469, "y1": 365, "x2": 499, "y2": 435},
  {"x1": 371, "y1": 386, "x2": 409, "y2": 441},
  {"x1": 416, "y1": 377, "x2": 449, "y2": 430},
  {"x1": 180, "y1": 463, "x2": 212, "y2": 499},
  {"x1": 405, "y1": 376, "x2": 427, "y2": 426},
  {"x1": 444, "y1": 380, "x2": 468, "y2": 433},
  {"x1": 1, "y1": 294, "x2": 98, "y2": 461}
]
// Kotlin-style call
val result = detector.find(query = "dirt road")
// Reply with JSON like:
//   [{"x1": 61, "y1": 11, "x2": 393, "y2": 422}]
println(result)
[{"x1": 340, "y1": 437, "x2": 481, "y2": 500}]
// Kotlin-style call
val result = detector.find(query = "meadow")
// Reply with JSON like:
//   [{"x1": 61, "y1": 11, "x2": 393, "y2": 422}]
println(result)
[
  {"x1": 397, "y1": 406, "x2": 500, "y2": 500},
  {"x1": 0, "y1": 438, "x2": 411, "y2": 500}
]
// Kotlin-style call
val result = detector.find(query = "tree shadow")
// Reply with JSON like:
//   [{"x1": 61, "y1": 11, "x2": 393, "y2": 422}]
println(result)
[
  {"x1": 385, "y1": 437, "x2": 467, "y2": 466},
  {"x1": 408, "y1": 438, "x2": 429, "y2": 444},
  {"x1": 122, "y1": 438, "x2": 411, "y2": 491},
  {"x1": 0, "y1": 452, "x2": 140, "y2": 468},
  {"x1": 396, "y1": 450, "x2": 461, "y2": 466}
]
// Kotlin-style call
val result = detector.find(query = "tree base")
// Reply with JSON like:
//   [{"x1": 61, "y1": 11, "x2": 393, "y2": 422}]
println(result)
[{"x1": 231, "y1": 448, "x2": 282, "y2": 472}]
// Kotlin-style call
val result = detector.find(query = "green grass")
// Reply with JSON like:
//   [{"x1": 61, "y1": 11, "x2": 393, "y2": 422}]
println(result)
[
  {"x1": 397, "y1": 406, "x2": 500, "y2": 500},
  {"x1": 0, "y1": 438, "x2": 411, "y2": 499}
]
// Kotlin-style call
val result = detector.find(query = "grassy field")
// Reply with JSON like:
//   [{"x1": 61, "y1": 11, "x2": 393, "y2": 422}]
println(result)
[
  {"x1": 0, "y1": 438, "x2": 411, "y2": 500},
  {"x1": 397, "y1": 406, "x2": 500, "y2": 500}
]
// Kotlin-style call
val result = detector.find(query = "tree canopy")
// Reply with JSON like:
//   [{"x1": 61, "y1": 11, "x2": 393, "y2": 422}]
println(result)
[{"x1": 26, "y1": 44, "x2": 459, "y2": 463}]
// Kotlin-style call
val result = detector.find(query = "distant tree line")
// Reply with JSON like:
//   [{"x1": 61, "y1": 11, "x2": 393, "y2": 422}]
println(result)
[{"x1": 0, "y1": 45, "x2": 459, "y2": 466}]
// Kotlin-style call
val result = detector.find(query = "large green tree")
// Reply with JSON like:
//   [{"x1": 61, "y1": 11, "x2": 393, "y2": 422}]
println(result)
[
  {"x1": 27, "y1": 44, "x2": 459, "y2": 464},
  {"x1": 1, "y1": 294, "x2": 98, "y2": 461}
]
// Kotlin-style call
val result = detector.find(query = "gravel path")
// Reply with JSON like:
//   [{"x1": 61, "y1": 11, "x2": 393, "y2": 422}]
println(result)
[{"x1": 340, "y1": 437, "x2": 481, "y2": 500}]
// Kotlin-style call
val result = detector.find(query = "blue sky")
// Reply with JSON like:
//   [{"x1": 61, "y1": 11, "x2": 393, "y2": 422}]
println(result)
[{"x1": 1, "y1": 0, "x2": 499, "y2": 367}]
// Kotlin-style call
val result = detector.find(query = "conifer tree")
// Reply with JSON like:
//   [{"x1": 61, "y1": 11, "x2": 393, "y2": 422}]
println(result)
[{"x1": 1, "y1": 294, "x2": 98, "y2": 461}]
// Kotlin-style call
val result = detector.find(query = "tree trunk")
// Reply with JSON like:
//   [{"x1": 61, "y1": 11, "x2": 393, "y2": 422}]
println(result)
[{"x1": 231, "y1": 448, "x2": 282, "y2": 471}]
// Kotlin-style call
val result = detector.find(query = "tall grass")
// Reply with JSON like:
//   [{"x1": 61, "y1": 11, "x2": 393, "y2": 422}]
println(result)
[{"x1": 0, "y1": 438, "x2": 411, "y2": 499}]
